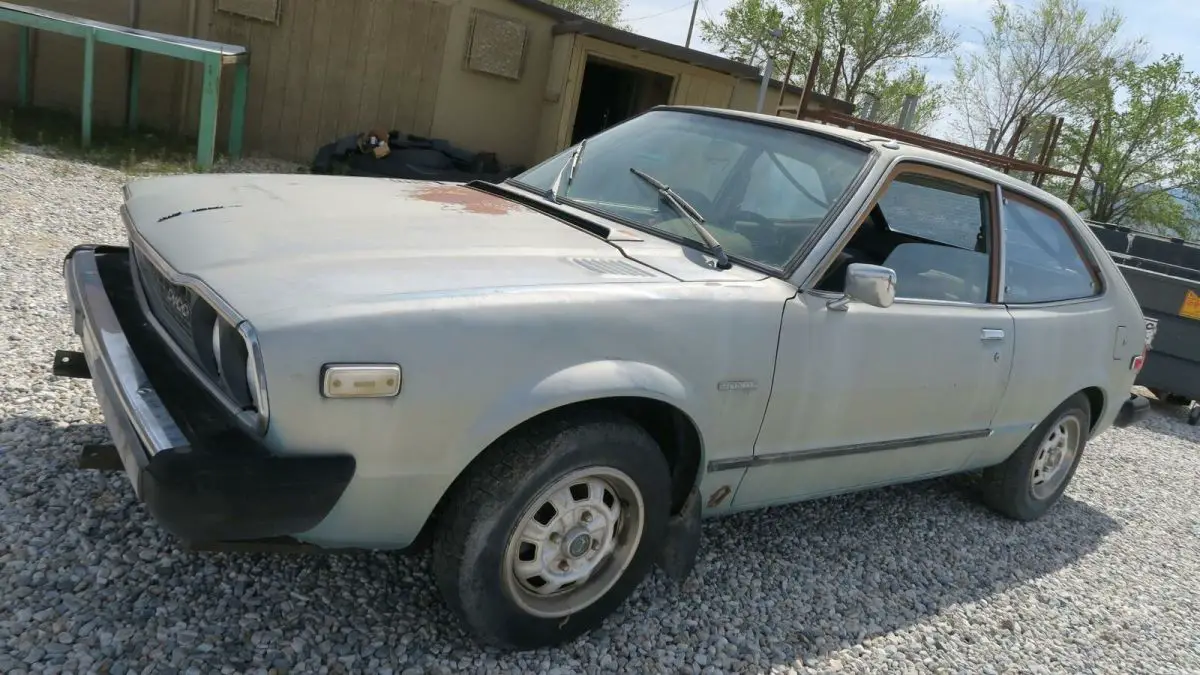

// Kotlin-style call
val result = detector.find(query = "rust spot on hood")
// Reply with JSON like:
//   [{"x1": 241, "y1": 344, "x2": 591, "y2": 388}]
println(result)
[{"x1": 411, "y1": 184, "x2": 528, "y2": 216}]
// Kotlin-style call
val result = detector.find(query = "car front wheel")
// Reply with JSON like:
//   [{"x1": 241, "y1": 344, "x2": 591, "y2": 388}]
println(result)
[{"x1": 431, "y1": 411, "x2": 671, "y2": 650}]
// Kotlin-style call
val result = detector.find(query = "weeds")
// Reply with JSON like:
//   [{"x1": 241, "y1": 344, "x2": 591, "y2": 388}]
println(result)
[{"x1": 0, "y1": 105, "x2": 205, "y2": 175}]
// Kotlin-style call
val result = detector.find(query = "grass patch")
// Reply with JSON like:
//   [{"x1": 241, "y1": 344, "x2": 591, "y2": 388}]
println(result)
[{"x1": 0, "y1": 105, "x2": 205, "y2": 175}]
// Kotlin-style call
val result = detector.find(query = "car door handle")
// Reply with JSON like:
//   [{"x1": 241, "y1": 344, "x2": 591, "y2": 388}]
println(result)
[{"x1": 981, "y1": 329, "x2": 1005, "y2": 341}]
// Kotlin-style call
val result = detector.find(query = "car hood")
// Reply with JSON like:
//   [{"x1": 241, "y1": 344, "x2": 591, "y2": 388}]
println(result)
[{"x1": 122, "y1": 174, "x2": 682, "y2": 320}]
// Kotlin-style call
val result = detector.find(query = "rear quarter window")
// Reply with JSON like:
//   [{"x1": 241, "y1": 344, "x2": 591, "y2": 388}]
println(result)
[{"x1": 1002, "y1": 197, "x2": 1101, "y2": 304}]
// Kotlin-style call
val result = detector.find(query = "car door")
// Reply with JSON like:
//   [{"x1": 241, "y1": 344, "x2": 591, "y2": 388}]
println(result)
[{"x1": 730, "y1": 162, "x2": 1018, "y2": 509}]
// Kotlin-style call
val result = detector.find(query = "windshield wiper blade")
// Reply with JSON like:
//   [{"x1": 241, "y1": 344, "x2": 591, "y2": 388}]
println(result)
[
  {"x1": 548, "y1": 139, "x2": 587, "y2": 204},
  {"x1": 629, "y1": 167, "x2": 731, "y2": 270}
]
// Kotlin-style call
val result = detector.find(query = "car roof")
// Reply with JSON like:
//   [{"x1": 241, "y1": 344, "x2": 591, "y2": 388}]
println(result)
[{"x1": 661, "y1": 105, "x2": 1079, "y2": 218}]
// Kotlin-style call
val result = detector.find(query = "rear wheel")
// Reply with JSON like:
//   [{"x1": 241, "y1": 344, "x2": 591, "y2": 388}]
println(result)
[
  {"x1": 980, "y1": 393, "x2": 1090, "y2": 521},
  {"x1": 431, "y1": 412, "x2": 671, "y2": 650}
]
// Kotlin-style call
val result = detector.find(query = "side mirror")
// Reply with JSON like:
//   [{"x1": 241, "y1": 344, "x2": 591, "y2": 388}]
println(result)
[{"x1": 827, "y1": 263, "x2": 896, "y2": 311}]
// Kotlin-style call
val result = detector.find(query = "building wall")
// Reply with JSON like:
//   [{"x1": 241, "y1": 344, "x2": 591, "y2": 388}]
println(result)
[
  {"x1": 0, "y1": 0, "x2": 839, "y2": 167},
  {"x1": 198, "y1": 0, "x2": 452, "y2": 163},
  {"x1": 728, "y1": 77, "x2": 826, "y2": 117},
  {"x1": 527, "y1": 34, "x2": 738, "y2": 165},
  {"x1": 425, "y1": 0, "x2": 560, "y2": 170}
]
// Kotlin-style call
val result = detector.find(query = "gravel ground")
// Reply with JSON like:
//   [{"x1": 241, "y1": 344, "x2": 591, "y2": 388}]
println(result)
[{"x1": 2, "y1": 145, "x2": 1199, "y2": 675}]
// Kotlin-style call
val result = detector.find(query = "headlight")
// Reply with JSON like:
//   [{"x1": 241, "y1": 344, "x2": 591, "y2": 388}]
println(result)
[
  {"x1": 208, "y1": 317, "x2": 269, "y2": 428},
  {"x1": 237, "y1": 321, "x2": 269, "y2": 424}
]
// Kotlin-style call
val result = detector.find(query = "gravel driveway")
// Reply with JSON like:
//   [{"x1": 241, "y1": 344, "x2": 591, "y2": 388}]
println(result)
[{"x1": 2, "y1": 146, "x2": 1198, "y2": 674}]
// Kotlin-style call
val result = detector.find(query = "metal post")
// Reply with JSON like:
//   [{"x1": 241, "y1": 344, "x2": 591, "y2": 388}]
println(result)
[
  {"x1": 775, "y1": 51, "x2": 796, "y2": 114},
  {"x1": 755, "y1": 55, "x2": 774, "y2": 114},
  {"x1": 127, "y1": 51, "x2": 142, "y2": 131},
  {"x1": 125, "y1": 0, "x2": 141, "y2": 132},
  {"x1": 17, "y1": 26, "x2": 31, "y2": 107},
  {"x1": 1002, "y1": 116, "x2": 1029, "y2": 174},
  {"x1": 228, "y1": 61, "x2": 249, "y2": 158},
  {"x1": 196, "y1": 55, "x2": 221, "y2": 169},
  {"x1": 1068, "y1": 119, "x2": 1101, "y2": 205},
  {"x1": 1003, "y1": 116, "x2": 1029, "y2": 157},
  {"x1": 684, "y1": 0, "x2": 700, "y2": 48},
  {"x1": 859, "y1": 92, "x2": 877, "y2": 121},
  {"x1": 828, "y1": 46, "x2": 846, "y2": 99},
  {"x1": 897, "y1": 95, "x2": 919, "y2": 130},
  {"x1": 797, "y1": 47, "x2": 822, "y2": 121},
  {"x1": 81, "y1": 29, "x2": 95, "y2": 147},
  {"x1": 1035, "y1": 117, "x2": 1065, "y2": 187}
]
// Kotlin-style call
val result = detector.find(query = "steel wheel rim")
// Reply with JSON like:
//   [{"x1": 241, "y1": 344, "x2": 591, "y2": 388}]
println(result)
[
  {"x1": 1030, "y1": 413, "x2": 1081, "y2": 500},
  {"x1": 502, "y1": 467, "x2": 645, "y2": 618}
]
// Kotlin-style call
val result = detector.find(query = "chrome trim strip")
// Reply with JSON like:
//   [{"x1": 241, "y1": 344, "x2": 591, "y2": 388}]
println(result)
[
  {"x1": 989, "y1": 421, "x2": 1037, "y2": 436},
  {"x1": 66, "y1": 250, "x2": 189, "y2": 455},
  {"x1": 706, "y1": 428, "x2": 991, "y2": 473},
  {"x1": 805, "y1": 288, "x2": 998, "y2": 309},
  {"x1": 237, "y1": 321, "x2": 270, "y2": 424},
  {"x1": 995, "y1": 183, "x2": 1007, "y2": 304}
]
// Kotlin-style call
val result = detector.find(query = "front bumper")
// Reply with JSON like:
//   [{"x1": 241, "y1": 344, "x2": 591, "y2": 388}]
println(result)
[
  {"x1": 1113, "y1": 393, "x2": 1150, "y2": 428},
  {"x1": 59, "y1": 245, "x2": 355, "y2": 544}
]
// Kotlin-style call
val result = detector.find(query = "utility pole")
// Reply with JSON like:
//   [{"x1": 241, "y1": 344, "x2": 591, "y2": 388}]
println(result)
[{"x1": 685, "y1": 0, "x2": 700, "y2": 48}]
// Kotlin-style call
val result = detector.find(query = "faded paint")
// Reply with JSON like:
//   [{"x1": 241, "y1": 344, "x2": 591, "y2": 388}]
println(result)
[{"x1": 412, "y1": 184, "x2": 530, "y2": 216}]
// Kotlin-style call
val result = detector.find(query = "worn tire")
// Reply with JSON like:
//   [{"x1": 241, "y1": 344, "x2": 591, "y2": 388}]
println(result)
[
  {"x1": 980, "y1": 393, "x2": 1091, "y2": 522},
  {"x1": 431, "y1": 411, "x2": 671, "y2": 650}
]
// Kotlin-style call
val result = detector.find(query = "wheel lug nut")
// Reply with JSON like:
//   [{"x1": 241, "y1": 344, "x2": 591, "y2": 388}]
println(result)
[
  {"x1": 558, "y1": 560, "x2": 570, "y2": 571},
  {"x1": 549, "y1": 533, "x2": 561, "y2": 543},
  {"x1": 581, "y1": 511, "x2": 592, "y2": 523},
  {"x1": 591, "y1": 539, "x2": 601, "y2": 551}
]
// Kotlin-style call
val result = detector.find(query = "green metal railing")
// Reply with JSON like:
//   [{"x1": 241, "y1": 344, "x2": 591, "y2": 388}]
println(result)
[{"x1": 1, "y1": 1, "x2": 249, "y2": 168}]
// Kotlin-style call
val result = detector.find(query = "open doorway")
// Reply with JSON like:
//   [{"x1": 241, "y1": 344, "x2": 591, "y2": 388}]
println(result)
[{"x1": 570, "y1": 56, "x2": 674, "y2": 144}]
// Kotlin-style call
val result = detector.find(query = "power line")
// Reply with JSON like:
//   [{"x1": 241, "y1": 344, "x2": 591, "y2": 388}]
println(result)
[{"x1": 624, "y1": 0, "x2": 695, "y2": 23}]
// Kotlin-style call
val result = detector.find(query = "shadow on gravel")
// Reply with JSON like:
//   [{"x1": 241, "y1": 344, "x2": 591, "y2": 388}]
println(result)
[
  {"x1": 0, "y1": 416, "x2": 1123, "y2": 672},
  {"x1": 1136, "y1": 397, "x2": 1200, "y2": 442},
  {"x1": 681, "y1": 473, "x2": 1122, "y2": 665}
]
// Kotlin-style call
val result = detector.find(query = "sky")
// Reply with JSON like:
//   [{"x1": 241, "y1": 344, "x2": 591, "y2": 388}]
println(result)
[{"x1": 621, "y1": 0, "x2": 1200, "y2": 136}]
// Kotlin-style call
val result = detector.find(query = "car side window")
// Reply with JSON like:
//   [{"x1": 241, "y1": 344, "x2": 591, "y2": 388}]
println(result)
[
  {"x1": 1001, "y1": 196, "x2": 1101, "y2": 303},
  {"x1": 875, "y1": 174, "x2": 993, "y2": 304}
]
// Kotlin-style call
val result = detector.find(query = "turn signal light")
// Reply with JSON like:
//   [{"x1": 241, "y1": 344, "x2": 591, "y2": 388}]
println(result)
[{"x1": 321, "y1": 364, "x2": 402, "y2": 398}]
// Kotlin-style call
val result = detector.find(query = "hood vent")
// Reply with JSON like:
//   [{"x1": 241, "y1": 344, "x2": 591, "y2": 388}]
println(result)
[{"x1": 569, "y1": 257, "x2": 655, "y2": 278}]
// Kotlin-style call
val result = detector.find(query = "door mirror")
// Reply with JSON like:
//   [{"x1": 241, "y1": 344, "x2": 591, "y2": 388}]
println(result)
[{"x1": 828, "y1": 263, "x2": 897, "y2": 311}]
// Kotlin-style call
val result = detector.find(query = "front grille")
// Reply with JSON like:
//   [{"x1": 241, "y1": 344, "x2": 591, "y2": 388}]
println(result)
[
  {"x1": 133, "y1": 247, "x2": 201, "y2": 359},
  {"x1": 132, "y1": 245, "x2": 256, "y2": 412}
]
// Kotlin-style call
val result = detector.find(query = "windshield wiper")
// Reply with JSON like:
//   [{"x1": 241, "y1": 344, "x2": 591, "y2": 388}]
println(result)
[
  {"x1": 548, "y1": 139, "x2": 587, "y2": 204},
  {"x1": 629, "y1": 167, "x2": 731, "y2": 270}
]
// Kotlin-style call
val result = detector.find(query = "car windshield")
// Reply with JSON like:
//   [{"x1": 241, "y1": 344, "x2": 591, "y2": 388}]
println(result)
[{"x1": 508, "y1": 109, "x2": 871, "y2": 269}]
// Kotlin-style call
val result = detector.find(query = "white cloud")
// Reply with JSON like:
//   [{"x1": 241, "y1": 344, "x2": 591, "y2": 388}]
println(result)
[{"x1": 625, "y1": 0, "x2": 1198, "y2": 72}]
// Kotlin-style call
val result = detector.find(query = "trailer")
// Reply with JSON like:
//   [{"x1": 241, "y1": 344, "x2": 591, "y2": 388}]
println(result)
[{"x1": 1088, "y1": 221, "x2": 1200, "y2": 424}]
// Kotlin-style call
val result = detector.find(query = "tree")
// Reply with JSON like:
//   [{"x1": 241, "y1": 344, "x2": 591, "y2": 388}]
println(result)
[
  {"x1": 547, "y1": 0, "x2": 626, "y2": 26},
  {"x1": 699, "y1": 0, "x2": 956, "y2": 108},
  {"x1": 1052, "y1": 55, "x2": 1200, "y2": 236},
  {"x1": 857, "y1": 66, "x2": 943, "y2": 133},
  {"x1": 948, "y1": 0, "x2": 1145, "y2": 151},
  {"x1": 700, "y1": 0, "x2": 795, "y2": 67}
]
